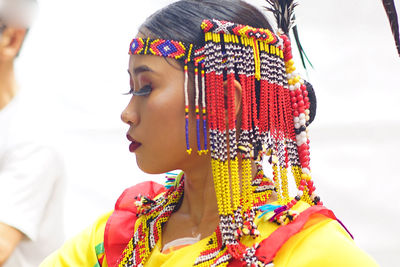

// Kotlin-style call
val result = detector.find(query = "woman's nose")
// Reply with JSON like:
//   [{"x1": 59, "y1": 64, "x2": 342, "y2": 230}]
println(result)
[{"x1": 121, "y1": 99, "x2": 139, "y2": 126}]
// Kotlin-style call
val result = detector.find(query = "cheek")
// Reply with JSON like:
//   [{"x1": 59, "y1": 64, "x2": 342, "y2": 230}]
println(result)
[{"x1": 145, "y1": 86, "x2": 186, "y2": 147}]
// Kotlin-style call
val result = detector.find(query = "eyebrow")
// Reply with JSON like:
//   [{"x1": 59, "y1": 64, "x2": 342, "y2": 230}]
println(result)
[{"x1": 131, "y1": 65, "x2": 154, "y2": 76}]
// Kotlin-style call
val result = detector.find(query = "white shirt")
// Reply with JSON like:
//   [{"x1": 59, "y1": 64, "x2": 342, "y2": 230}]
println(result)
[{"x1": 0, "y1": 94, "x2": 65, "y2": 267}]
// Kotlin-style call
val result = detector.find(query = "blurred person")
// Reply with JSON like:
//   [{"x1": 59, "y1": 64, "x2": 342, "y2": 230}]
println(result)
[
  {"x1": 0, "y1": 0, "x2": 65, "y2": 266},
  {"x1": 41, "y1": 0, "x2": 380, "y2": 266}
]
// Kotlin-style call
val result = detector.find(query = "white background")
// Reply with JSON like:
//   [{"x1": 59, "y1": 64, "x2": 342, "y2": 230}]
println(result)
[{"x1": 15, "y1": 0, "x2": 400, "y2": 266}]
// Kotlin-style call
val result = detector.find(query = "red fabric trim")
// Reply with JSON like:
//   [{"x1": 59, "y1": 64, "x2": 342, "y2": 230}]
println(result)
[
  {"x1": 229, "y1": 205, "x2": 337, "y2": 266},
  {"x1": 104, "y1": 181, "x2": 166, "y2": 267}
]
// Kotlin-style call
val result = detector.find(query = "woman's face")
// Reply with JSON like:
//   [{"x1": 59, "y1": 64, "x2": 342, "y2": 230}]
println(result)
[{"x1": 122, "y1": 54, "x2": 199, "y2": 174}]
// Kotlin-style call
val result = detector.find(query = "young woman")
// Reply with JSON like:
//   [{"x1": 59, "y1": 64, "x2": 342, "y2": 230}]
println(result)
[{"x1": 41, "y1": 0, "x2": 379, "y2": 266}]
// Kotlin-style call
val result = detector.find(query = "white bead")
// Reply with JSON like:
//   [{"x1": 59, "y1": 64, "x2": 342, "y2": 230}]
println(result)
[
  {"x1": 305, "y1": 109, "x2": 310, "y2": 115},
  {"x1": 299, "y1": 113, "x2": 305, "y2": 119},
  {"x1": 294, "y1": 123, "x2": 300, "y2": 129},
  {"x1": 289, "y1": 85, "x2": 295, "y2": 91},
  {"x1": 302, "y1": 168, "x2": 310, "y2": 174},
  {"x1": 301, "y1": 137, "x2": 307, "y2": 143},
  {"x1": 295, "y1": 82, "x2": 301, "y2": 89},
  {"x1": 300, "y1": 132, "x2": 306, "y2": 138},
  {"x1": 294, "y1": 117, "x2": 300, "y2": 123},
  {"x1": 297, "y1": 191, "x2": 304, "y2": 197},
  {"x1": 299, "y1": 119, "x2": 306, "y2": 125},
  {"x1": 306, "y1": 115, "x2": 310, "y2": 121},
  {"x1": 296, "y1": 138, "x2": 305, "y2": 146}
]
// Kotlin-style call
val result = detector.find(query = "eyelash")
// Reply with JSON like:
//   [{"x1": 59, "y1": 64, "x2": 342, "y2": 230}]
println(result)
[{"x1": 125, "y1": 84, "x2": 152, "y2": 96}]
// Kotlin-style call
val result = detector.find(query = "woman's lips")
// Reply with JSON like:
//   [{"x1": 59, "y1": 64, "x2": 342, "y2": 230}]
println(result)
[
  {"x1": 126, "y1": 134, "x2": 141, "y2": 152},
  {"x1": 129, "y1": 140, "x2": 142, "y2": 152}
]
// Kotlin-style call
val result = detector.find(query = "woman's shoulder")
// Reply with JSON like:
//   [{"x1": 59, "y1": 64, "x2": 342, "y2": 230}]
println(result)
[
  {"x1": 253, "y1": 202, "x2": 378, "y2": 266},
  {"x1": 275, "y1": 216, "x2": 378, "y2": 266}
]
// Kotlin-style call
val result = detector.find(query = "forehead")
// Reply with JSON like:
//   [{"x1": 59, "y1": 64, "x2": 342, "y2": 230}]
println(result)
[{"x1": 128, "y1": 54, "x2": 182, "y2": 76}]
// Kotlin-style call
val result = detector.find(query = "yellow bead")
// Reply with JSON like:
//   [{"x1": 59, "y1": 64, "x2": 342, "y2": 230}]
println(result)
[
  {"x1": 238, "y1": 145, "x2": 248, "y2": 152},
  {"x1": 242, "y1": 228, "x2": 250, "y2": 235}
]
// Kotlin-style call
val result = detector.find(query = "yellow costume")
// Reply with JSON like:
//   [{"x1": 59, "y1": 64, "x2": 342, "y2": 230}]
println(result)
[{"x1": 41, "y1": 189, "x2": 377, "y2": 267}]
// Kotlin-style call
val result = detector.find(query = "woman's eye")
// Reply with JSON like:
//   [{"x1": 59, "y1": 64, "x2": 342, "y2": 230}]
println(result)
[{"x1": 124, "y1": 85, "x2": 152, "y2": 96}]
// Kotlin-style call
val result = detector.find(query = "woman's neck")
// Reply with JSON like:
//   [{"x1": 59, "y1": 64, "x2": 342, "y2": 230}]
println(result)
[{"x1": 180, "y1": 160, "x2": 219, "y2": 226}]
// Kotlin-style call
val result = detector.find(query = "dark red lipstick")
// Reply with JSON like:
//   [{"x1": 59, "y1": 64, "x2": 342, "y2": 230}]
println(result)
[{"x1": 126, "y1": 134, "x2": 142, "y2": 152}]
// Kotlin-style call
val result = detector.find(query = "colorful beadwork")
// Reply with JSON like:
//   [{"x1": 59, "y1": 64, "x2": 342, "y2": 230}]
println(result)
[
  {"x1": 126, "y1": 17, "x2": 321, "y2": 266},
  {"x1": 119, "y1": 171, "x2": 275, "y2": 266}
]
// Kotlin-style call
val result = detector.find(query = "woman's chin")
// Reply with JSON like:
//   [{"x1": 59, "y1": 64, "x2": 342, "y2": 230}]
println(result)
[{"x1": 136, "y1": 157, "x2": 167, "y2": 175}]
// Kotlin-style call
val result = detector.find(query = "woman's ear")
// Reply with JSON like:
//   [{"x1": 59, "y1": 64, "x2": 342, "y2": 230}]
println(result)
[
  {"x1": 223, "y1": 79, "x2": 242, "y2": 116},
  {"x1": 0, "y1": 27, "x2": 26, "y2": 61}
]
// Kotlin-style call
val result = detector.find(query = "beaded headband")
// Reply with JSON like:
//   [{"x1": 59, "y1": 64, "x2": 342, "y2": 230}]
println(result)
[{"x1": 129, "y1": 18, "x2": 320, "y2": 259}]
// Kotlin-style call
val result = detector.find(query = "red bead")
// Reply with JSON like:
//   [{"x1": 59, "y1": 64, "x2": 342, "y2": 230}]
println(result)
[
  {"x1": 290, "y1": 91, "x2": 295, "y2": 97},
  {"x1": 291, "y1": 96, "x2": 297, "y2": 103},
  {"x1": 304, "y1": 97, "x2": 309, "y2": 103},
  {"x1": 299, "y1": 185, "x2": 304, "y2": 191},
  {"x1": 291, "y1": 199, "x2": 297, "y2": 205},
  {"x1": 292, "y1": 103, "x2": 298, "y2": 109},
  {"x1": 299, "y1": 143, "x2": 307, "y2": 151},
  {"x1": 295, "y1": 89, "x2": 302, "y2": 96},
  {"x1": 301, "y1": 84, "x2": 307, "y2": 91},
  {"x1": 303, "y1": 90, "x2": 308, "y2": 97},
  {"x1": 298, "y1": 107, "x2": 305, "y2": 113},
  {"x1": 298, "y1": 100, "x2": 305, "y2": 107},
  {"x1": 293, "y1": 111, "x2": 299, "y2": 117},
  {"x1": 300, "y1": 180, "x2": 306, "y2": 186}
]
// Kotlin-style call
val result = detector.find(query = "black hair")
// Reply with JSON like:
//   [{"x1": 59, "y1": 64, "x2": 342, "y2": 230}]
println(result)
[{"x1": 140, "y1": 0, "x2": 272, "y2": 47}]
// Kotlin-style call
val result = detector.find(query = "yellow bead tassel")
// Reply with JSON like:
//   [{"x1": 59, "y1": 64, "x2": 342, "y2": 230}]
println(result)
[
  {"x1": 273, "y1": 164, "x2": 283, "y2": 205},
  {"x1": 241, "y1": 159, "x2": 253, "y2": 211},
  {"x1": 280, "y1": 166, "x2": 290, "y2": 204},
  {"x1": 212, "y1": 159, "x2": 225, "y2": 215},
  {"x1": 230, "y1": 158, "x2": 240, "y2": 212}
]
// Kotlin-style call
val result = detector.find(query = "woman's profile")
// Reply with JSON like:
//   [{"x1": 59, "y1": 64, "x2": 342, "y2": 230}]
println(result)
[{"x1": 41, "y1": 0, "x2": 382, "y2": 266}]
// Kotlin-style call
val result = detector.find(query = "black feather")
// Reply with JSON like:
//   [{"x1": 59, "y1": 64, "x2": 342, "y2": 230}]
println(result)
[
  {"x1": 381, "y1": 0, "x2": 400, "y2": 56},
  {"x1": 265, "y1": 0, "x2": 313, "y2": 69},
  {"x1": 265, "y1": 0, "x2": 297, "y2": 35}
]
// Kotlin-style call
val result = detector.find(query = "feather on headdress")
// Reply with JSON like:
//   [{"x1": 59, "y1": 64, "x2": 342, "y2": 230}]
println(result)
[{"x1": 265, "y1": 0, "x2": 312, "y2": 69}]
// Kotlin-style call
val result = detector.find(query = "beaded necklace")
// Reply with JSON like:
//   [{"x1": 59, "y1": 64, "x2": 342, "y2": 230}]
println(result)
[{"x1": 119, "y1": 167, "x2": 277, "y2": 267}]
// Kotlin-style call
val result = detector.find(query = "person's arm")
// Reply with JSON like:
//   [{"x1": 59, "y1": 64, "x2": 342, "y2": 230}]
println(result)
[
  {"x1": 0, "y1": 222, "x2": 23, "y2": 266},
  {"x1": 0, "y1": 143, "x2": 63, "y2": 263}
]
